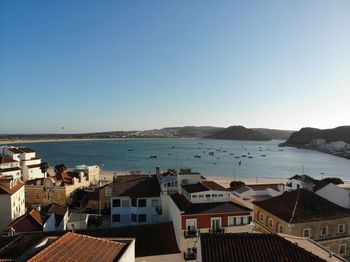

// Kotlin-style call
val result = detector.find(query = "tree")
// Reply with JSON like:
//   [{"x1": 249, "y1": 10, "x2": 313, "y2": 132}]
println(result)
[
  {"x1": 321, "y1": 177, "x2": 344, "y2": 185},
  {"x1": 40, "y1": 162, "x2": 49, "y2": 175},
  {"x1": 230, "y1": 180, "x2": 245, "y2": 187},
  {"x1": 54, "y1": 164, "x2": 67, "y2": 176}
]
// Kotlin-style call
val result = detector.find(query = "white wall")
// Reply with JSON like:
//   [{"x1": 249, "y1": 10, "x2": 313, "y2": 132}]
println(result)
[
  {"x1": 118, "y1": 239, "x2": 136, "y2": 262},
  {"x1": 43, "y1": 213, "x2": 56, "y2": 232}
]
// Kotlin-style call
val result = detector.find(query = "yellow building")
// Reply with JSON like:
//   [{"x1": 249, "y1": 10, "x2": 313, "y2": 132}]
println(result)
[
  {"x1": 25, "y1": 171, "x2": 91, "y2": 207},
  {"x1": 253, "y1": 189, "x2": 350, "y2": 259}
]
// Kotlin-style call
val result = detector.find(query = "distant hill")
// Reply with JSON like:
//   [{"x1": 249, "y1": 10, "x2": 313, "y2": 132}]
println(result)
[
  {"x1": 252, "y1": 128, "x2": 294, "y2": 140},
  {"x1": 285, "y1": 126, "x2": 350, "y2": 146},
  {"x1": 208, "y1": 126, "x2": 270, "y2": 141},
  {"x1": 170, "y1": 126, "x2": 224, "y2": 138}
]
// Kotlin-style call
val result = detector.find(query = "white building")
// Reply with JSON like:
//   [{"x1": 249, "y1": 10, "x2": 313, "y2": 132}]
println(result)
[
  {"x1": 111, "y1": 175, "x2": 162, "y2": 227},
  {"x1": 0, "y1": 176, "x2": 25, "y2": 232},
  {"x1": 66, "y1": 213, "x2": 89, "y2": 230},
  {"x1": 167, "y1": 178, "x2": 254, "y2": 259},
  {"x1": 1, "y1": 146, "x2": 43, "y2": 181},
  {"x1": 327, "y1": 141, "x2": 349, "y2": 152},
  {"x1": 315, "y1": 183, "x2": 350, "y2": 209},
  {"x1": 0, "y1": 156, "x2": 21, "y2": 180},
  {"x1": 228, "y1": 183, "x2": 286, "y2": 202}
]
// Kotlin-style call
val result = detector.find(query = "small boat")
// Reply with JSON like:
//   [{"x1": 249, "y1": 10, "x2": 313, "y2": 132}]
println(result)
[
  {"x1": 168, "y1": 153, "x2": 172, "y2": 156},
  {"x1": 216, "y1": 157, "x2": 220, "y2": 159},
  {"x1": 150, "y1": 155, "x2": 157, "y2": 159},
  {"x1": 248, "y1": 152, "x2": 250, "y2": 155},
  {"x1": 209, "y1": 152, "x2": 214, "y2": 156},
  {"x1": 172, "y1": 146, "x2": 175, "y2": 148},
  {"x1": 235, "y1": 156, "x2": 240, "y2": 159},
  {"x1": 193, "y1": 155, "x2": 201, "y2": 158},
  {"x1": 239, "y1": 161, "x2": 242, "y2": 166},
  {"x1": 241, "y1": 155, "x2": 247, "y2": 157},
  {"x1": 248, "y1": 156, "x2": 253, "y2": 159},
  {"x1": 230, "y1": 153, "x2": 234, "y2": 155},
  {"x1": 223, "y1": 150, "x2": 227, "y2": 153},
  {"x1": 213, "y1": 162, "x2": 217, "y2": 165},
  {"x1": 128, "y1": 149, "x2": 134, "y2": 152},
  {"x1": 261, "y1": 154, "x2": 266, "y2": 157}
]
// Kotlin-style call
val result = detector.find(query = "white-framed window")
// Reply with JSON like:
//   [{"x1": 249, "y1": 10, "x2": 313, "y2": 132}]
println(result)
[
  {"x1": 320, "y1": 226, "x2": 328, "y2": 237},
  {"x1": 339, "y1": 244, "x2": 347, "y2": 256},
  {"x1": 338, "y1": 224, "x2": 345, "y2": 234},
  {"x1": 121, "y1": 214, "x2": 129, "y2": 223},
  {"x1": 186, "y1": 219, "x2": 197, "y2": 231},
  {"x1": 211, "y1": 217, "x2": 221, "y2": 229},
  {"x1": 228, "y1": 216, "x2": 235, "y2": 226},
  {"x1": 303, "y1": 228, "x2": 311, "y2": 238},
  {"x1": 268, "y1": 218, "x2": 273, "y2": 228},
  {"x1": 242, "y1": 216, "x2": 248, "y2": 225}
]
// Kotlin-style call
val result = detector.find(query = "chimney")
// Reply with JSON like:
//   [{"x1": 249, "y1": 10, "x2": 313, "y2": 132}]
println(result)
[{"x1": 71, "y1": 224, "x2": 75, "y2": 233}]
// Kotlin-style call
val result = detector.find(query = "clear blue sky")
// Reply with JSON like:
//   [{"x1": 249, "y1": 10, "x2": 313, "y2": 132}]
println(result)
[{"x1": 1, "y1": 0, "x2": 349, "y2": 134}]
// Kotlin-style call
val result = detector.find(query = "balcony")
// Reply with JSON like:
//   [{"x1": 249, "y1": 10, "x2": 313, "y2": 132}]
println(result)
[
  {"x1": 184, "y1": 229, "x2": 199, "y2": 238},
  {"x1": 209, "y1": 227, "x2": 225, "y2": 234},
  {"x1": 184, "y1": 248, "x2": 196, "y2": 261}
]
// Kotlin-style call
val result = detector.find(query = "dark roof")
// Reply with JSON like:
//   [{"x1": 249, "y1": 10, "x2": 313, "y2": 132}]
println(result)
[
  {"x1": 112, "y1": 175, "x2": 161, "y2": 198},
  {"x1": 5, "y1": 209, "x2": 43, "y2": 233},
  {"x1": 0, "y1": 166, "x2": 21, "y2": 173},
  {"x1": 182, "y1": 183, "x2": 209, "y2": 193},
  {"x1": 253, "y1": 189, "x2": 350, "y2": 223},
  {"x1": 26, "y1": 164, "x2": 41, "y2": 169},
  {"x1": 182, "y1": 181, "x2": 226, "y2": 194},
  {"x1": 42, "y1": 203, "x2": 67, "y2": 227},
  {"x1": 171, "y1": 193, "x2": 251, "y2": 215},
  {"x1": 6, "y1": 147, "x2": 23, "y2": 154},
  {"x1": 0, "y1": 222, "x2": 180, "y2": 259},
  {"x1": 0, "y1": 156, "x2": 17, "y2": 164},
  {"x1": 27, "y1": 233, "x2": 126, "y2": 262},
  {"x1": 199, "y1": 233, "x2": 326, "y2": 262},
  {"x1": 246, "y1": 183, "x2": 284, "y2": 191},
  {"x1": 313, "y1": 180, "x2": 330, "y2": 192},
  {"x1": 18, "y1": 147, "x2": 35, "y2": 153},
  {"x1": 235, "y1": 186, "x2": 251, "y2": 194},
  {"x1": 201, "y1": 181, "x2": 225, "y2": 191}
]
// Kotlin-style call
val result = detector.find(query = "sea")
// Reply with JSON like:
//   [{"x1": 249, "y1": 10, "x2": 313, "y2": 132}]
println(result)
[{"x1": 3, "y1": 139, "x2": 350, "y2": 181}]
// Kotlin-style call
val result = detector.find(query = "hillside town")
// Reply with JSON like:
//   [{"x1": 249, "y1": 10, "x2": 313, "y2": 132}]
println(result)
[{"x1": 0, "y1": 145, "x2": 349, "y2": 261}]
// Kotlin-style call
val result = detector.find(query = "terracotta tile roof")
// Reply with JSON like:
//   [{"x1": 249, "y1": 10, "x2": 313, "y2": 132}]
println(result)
[
  {"x1": 44, "y1": 203, "x2": 67, "y2": 216},
  {"x1": 170, "y1": 193, "x2": 252, "y2": 215},
  {"x1": 5, "y1": 209, "x2": 43, "y2": 233},
  {"x1": 253, "y1": 189, "x2": 350, "y2": 223},
  {"x1": 0, "y1": 179, "x2": 24, "y2": 195},
  {"x1": 0, "y1": 156, "x2": 17, "y2": 164},
  {"x1": 56, "y1": 172, "x2": 73, "y2": 185},
  {"x1": 27, "y1": 232, "x2": 126, "y2": 262},
  {"x1": 0, "y1": 222, "x2": 180, "y2": 259},
  {"x1": 199, "y1": 233, "x2": 326, "y2": 262},
  {"x1": 112, "y1": 175, "x2": 160, "y2": 198}
]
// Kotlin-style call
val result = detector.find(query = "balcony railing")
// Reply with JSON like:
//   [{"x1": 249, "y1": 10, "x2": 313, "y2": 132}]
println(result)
[
  {"x1": 184, "y1": 248, "x2": 197, "y2": 261},
  {"x1": 209, "y1": 227, "x2": 225, "y2": 234},
  {"x1": 184, "y1": 229, "x2": 200, "y2": 239}
]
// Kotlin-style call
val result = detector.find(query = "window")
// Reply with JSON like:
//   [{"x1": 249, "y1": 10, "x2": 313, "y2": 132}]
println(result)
[
  {"x1": 138, "y1": 199, "x2": 146, "y2": 207},
  {"x1": 186, "y1": 219, "x2": 197, "y2": 231},
  {"x1": 138, "y1": 214, "x2": 146, "y2": 222},
  {"x1": 131, "y1": 198, "x2": 137, "y2": 207},
  {"x1": 151, "y1": 199, "x2": 159, "y2": 207},
  {"x1": 259, "y1": 213, "x2": 264, "y2": 221},
  {"x1": 211, "y1": 217, "x2": 221, "y2": 229},
  {"x1": 236, "y1": 217, "x2": 241, "y2": 225},
  {"x1": 339, "y1": 244, "x2": 347, "y2": 256},
  {"x1": 303, "y1": 228, "x2": 311, "y2": 238},
  {"x1": 321, "y1": 226, "x2": 328, "y2": 237},
  {"x1": 112, "y1": 214, "x2": 120, "y2": 222},
  {"x1": 338, "y1": 224, "x2": 345, "y2": 234},
  {"x1": 131, "y1": 214, "x2": 137, "y2": 222},
  {"x1": 121, "y1": 199, "x2": 129, "y2": 207},
  {"x1": 112, "y1": 199, "x2": 120, "y2": 207},
  {"x1": 205, "y1": 194, "x2": 211, "y2": 201},
  {"x1": 35, "y1": 192, "x2": 40, "y2": 200},
  {"x1": 268, "y1": 218, "x2": 273, "y2": 228},
  {"x1": 278, "y1": 224, "x2": 283, "y2": 233},
  {"x1": 228, "y1": 216, "x2": 235, "y2": 226},
  {"x1": 242, "y1": 217, "x2": 248, "y2": 225}
]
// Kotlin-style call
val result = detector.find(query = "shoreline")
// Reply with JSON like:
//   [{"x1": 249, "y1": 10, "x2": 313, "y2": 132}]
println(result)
[
  {"x1": 97, "y1": 169, "x2": 350, "y2": 189},
  {"x1": 0, "y1": 137, "x2": 191, "y2": 145}
]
